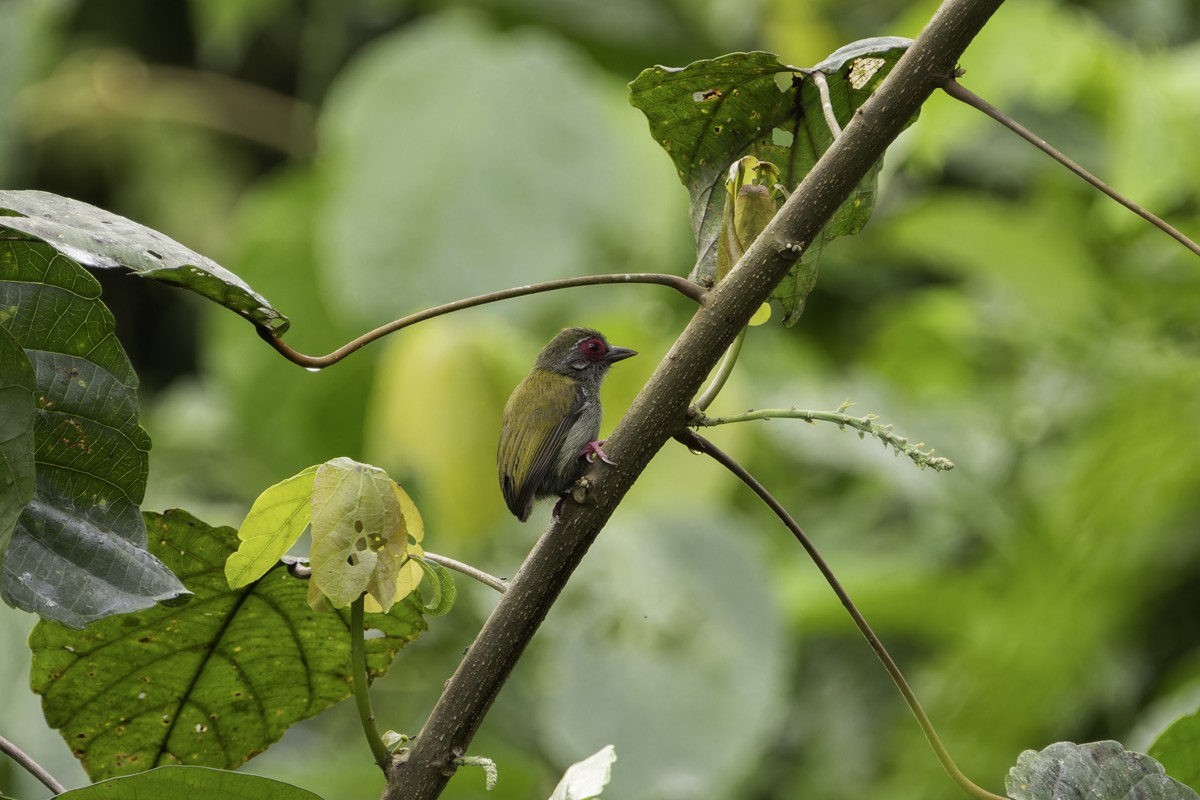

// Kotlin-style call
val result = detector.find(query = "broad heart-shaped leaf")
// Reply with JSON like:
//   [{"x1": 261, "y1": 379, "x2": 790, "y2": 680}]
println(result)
[
  {"x1": 56, "y1": 765, "x2": 325, "y2": 800},
  {"x1": 0, "y1": 324, "x2": 36, "y2": 558},
  {"x1": 1151, "y1": 711, "x2": 1200, "y2": 792},
  {"x1": 629, "y1": 39, "x2": 912, "y2": 325},
  {"x1": 309, "y1": 457, "x2": 423, "y2": 613},
  {"x1": 1006, "y1": 741, "x2": 1199, "y2": 800},
  {"x1": 0, "y1": 190, "x2": 288, "y2": 333},
  {"x1": 30, "y1": 510, "x2": 428, "y2": 780},
  {"x1": 0, "y1": 240, "x2": 188, "y2": 627}
]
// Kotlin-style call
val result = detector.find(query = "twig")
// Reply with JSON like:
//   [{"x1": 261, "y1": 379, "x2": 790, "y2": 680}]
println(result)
[
  {"x1": 941, "y1": 78, "x2": 1200, "y2": 258},
  {"x1": 810, "y1": 70, "x2": 843, "y2": 138},
  {"x1": 423, "y1": 552, "x2": 508, "y2": 594},
  {"x1": 674, "y1": 429, "x2": 1006, "y2": 800},
  {"x1": 258, "y1": 273, "x2": 706, "y2": 369},
  {"x1": 694, "y1": 327, "x2": 747, "y2": 412},
  {"x1": 694, "y1": 405, "x2": 954, "y2": 471},
  {"x1": 350, "y1": 596, "x2": 392, "y2": 772},
  {"x1": 0, "y1": 733, "x2": 66, "y2": 795}
]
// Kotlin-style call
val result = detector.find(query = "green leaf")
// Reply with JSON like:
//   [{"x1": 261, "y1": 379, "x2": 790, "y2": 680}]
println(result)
[
  {"x1": 1151, "y1": 712, "x2": 1200, "y2": 792},
  {"x1": 0, "y1": 240, "x2": 188, "y2": 627},
  {"x1": 30, "y1": 509, "x2": 427, "y2": 780},
  {"x1": 549, "y1": 745, "x2": 617, "y2": 800},
  {"x1": 1006, "y1": 741, "x2": 1200, "y2": 800},
  {"x1": 309, "y1": 457, "x2": 419, "y2": 612},
  {"x1": 410, "y1": 555, "x2": 456, "y2": 617},
  {"x1": 56, "y1": 765, "x2": 325, "y2": 800},
  {"x1": 0, "y1": 323, "x2": 36, "y2": 559},
  {"x1": 0, "y1": 189, "x2": 288, "y2": 332},
  {"x1": 629, "y1": 39, "x2": 912, "y2": 324},
  {"x1": 225, "y1": 465, "x2": 319, "y2": 589}
]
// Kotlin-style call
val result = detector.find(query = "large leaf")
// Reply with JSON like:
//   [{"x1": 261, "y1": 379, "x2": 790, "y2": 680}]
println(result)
[
  {"x1": 30, "y1": 509, "x2": 427, "y2": 780},
  {"x1": 1151, "y1": 711, "x2": 1200, "y2": 792},
  {"x1": 1007, "y1": 741, "x2": 1199, "y2": 800},
  {"x1": 0, "y1": 324, "x2": 35, "y2": 557},
  {"x1": 0, "y1": 240, "x2": 187, "y2": 627},
  {"x1": 0, "y1": 189, "x2": 288, "y2": 332},
  {"x1": 629, "y1": 39, "x2": 912, "y2": 324},
  {"x1": 56, "y1": 765, "x2": 325, "y2": 800}
]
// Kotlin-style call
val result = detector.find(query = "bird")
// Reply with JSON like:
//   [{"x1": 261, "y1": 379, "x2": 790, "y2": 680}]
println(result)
[{"x1": 498, "y1": 327, "x2": 637, "y2": 521}]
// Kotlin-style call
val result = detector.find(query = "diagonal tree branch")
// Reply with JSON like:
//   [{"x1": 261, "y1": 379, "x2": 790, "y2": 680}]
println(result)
[{"x1": 384, "y1": 1, "x2": 1008, "y2": 797}]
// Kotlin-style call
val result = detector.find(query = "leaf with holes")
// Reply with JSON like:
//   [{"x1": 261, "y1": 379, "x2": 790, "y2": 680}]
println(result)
[
  {"x1": 56, "y1": 765, "x2": 325, "y2": 800},
  {"x1": 0, "y1": 189, "x2": 288, "y2": 332},
  {"x1": 629, "y1": 39, "x2": 912, "y2": 325},
  {"x1": 308, "y1": 457, "x2": 423, "y2": 613},
  {"x1": 29, "y1": 509, "x2": 428, "y2": 780},
  {"x1": 1007, "y1": 741, "x2": 1199, "y2": 800},
  {"x1": 0, "y1": 240, "x2": 188, "y2": 627}
]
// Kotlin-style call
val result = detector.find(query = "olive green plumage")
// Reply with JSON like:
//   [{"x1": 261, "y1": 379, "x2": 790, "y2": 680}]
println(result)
[{"x1": 498, "y1": 327, "x2": 636, "y2": 521}]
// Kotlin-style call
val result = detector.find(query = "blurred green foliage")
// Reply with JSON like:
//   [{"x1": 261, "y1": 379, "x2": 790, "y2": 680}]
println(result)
[{"x1": 1, "y1": 1, "x2": 1198, "y2": 799}]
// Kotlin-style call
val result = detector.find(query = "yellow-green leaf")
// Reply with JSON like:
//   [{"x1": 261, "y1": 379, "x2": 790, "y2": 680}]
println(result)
[
  {"x1": 716, "y1": 156, "x2": 784, "y2": 282},
  {"x1": 309, "y1": 457, "x2": 416, "y2": 612},
  {"x1": 225, "y1": 465, "x2": 318, "y2": 589}
]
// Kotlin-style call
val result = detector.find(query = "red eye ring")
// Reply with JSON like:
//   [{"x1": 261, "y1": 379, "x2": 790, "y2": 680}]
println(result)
[{"x1": 578, "y1": 337, "x2": 608, "y2": 361}]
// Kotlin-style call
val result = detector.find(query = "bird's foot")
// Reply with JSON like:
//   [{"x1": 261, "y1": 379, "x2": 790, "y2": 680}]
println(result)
[{"x1": 578, "y1": 440, "x2": 615, "y2": 465}]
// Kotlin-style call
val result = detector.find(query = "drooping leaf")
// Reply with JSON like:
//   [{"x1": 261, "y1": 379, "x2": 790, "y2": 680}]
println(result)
[
  {"x1": 1006, "y1": 741, "x2": 1199, "y2": 800},
  {"x1": 629, "y1": 38, "x2": 913, "y2": 324},
  {"x1": 56, "y1": 765, "x2": 325, "y2": 800},
  {"x1": 549, "y1": 745, "x2": 617, "y2": 800},
  {"x1": 225, "y1": 465, "x2": 319, "y2": 589},
  {"x1": 309, "y1": 457, "x2": 422, "y2": 612},
  {"x1": 409, "y1": 554, "x2": 456, "y2": 617},
  {"x1": 0, "y1": 324, "x2": 36, "y2": 559},
  {"x1": 0, "y1": 240, "x2": 188, "y2": 627},
  {"x1": 30, "y1": 509, "x2": 427, "y2": 780},
  {"x1": 0, "y1": 189, "x2": 288, "y2": 332},
  {"x1": 1150, "y1": 711, "x2": 1200, "y2": 792}
]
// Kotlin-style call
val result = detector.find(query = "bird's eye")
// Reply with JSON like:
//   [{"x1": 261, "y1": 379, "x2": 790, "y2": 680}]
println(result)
[{"x1": 578, "y1": 337, "x2": 607, "y2": 361}]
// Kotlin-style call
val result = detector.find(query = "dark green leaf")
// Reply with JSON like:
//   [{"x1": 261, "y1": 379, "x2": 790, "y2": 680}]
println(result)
[
  {"x1": 1006, "y1": 741, "x2": 1199, "y2": 800},
  {"x1": 1150, "y1": 712, "x2": 1200, "y2": 792},
  {"x1": 0, "y1": 189, "x2": 288, "y2": 333},
  {"x1": 30, "y1": 509, "x2": 427, "y2": 780},
  {"x1": 56, "y1": 765, "x2": 325, "y2": 800},
  {"x1": 0, "y1": 324, "x2": 36, "y2": 559},
  {"x1": 0, "y1": 240, "x2": 188, "y2": 627},
  {"x1": 629, "y1": 39, "x2": 912, "y2": 324}
]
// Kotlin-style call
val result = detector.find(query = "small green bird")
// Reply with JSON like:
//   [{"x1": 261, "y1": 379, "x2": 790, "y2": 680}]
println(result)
[{"x1": 498, "y1": 327, "x2": 637, "y2": 521}]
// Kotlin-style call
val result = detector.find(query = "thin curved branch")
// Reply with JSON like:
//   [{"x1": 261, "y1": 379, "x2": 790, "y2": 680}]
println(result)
[
  {"x1": 0, "y1": 733, "x2": 66, "y2": 795},
  {"x1": 941, "y1": 78, "x2": 1200, "y2": 258},
  {"x1": 422, "y1": 552, "x2": 508, "y2": 594},
  {"x1": 258, "y1": 273, "x2": 706, "y2": 369},
  {"x1": 674, "y1": 429, "x2": 1006, "y2": 800}
]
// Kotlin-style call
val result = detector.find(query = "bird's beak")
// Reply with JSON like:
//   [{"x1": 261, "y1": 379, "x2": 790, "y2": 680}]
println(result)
[{"x1": 605, "y1": 346, "x2": 637, "y2": 364}]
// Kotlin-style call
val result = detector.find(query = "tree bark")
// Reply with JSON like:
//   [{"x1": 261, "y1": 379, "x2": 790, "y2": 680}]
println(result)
[{"x1": 384, "y1": 1, "x2": 1007, "y2": 796}]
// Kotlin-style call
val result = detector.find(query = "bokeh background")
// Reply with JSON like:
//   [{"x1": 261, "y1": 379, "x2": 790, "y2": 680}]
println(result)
[{"x1": 2, "y1": 1, "x2": 1199, "y2": 799}]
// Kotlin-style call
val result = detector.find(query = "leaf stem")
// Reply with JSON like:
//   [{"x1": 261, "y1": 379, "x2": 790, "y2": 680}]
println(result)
[
  {"x1": 0, "y1": 733, "x2": 66, "y2": 795},
  {"x1": 258, "y1": 273, "x2": 706, "y2": 369},
  {"x1": 351, "y1": 595, "x2": 392, "y2": 772},
  {"x1": 941, "y1": 78, "x2": 1200, "y2": 258},
  {"x1": 674, "y1": 429, "x2": 1005, "y2": 800},
  {"x1": 694, "y1": 327, "x2": 747, "y2": 412},
  {"x1": 810, "y1": 70, "x2": 843, "y2": 138},
  {"x1": 695, "y1": 405, "x2": 954, "y2": 471},
  {"x1": 422, "y1": 552, "x2": 508, "y2": 594}
]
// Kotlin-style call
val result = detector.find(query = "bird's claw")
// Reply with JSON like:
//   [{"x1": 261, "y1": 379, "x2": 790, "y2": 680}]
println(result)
[{"x1": 578, "y1": 440, "x2": 615, "y2": 465}]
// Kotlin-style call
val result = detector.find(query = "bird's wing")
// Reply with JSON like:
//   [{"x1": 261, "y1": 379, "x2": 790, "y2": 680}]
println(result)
[{"x1": 499, "y1": 380, "x2": 586, "y2": 521}]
